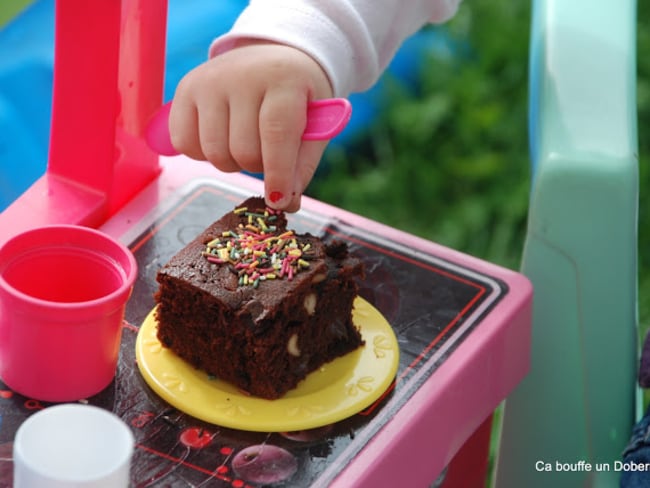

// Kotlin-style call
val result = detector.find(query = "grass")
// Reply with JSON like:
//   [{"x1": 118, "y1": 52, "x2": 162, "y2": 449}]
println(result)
[{"x1": 0, "y1": 0, "x2": 33, "y2": 28}]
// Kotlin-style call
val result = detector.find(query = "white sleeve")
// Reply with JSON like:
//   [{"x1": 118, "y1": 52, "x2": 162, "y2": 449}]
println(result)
[{"x1": 209, "y1": 0, "x2": 462, "y2": 97}]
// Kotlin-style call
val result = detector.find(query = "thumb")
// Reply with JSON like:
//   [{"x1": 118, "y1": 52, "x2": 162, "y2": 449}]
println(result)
[{"x1": 280, "y1": 140, "x2": 329, "y2": 213}]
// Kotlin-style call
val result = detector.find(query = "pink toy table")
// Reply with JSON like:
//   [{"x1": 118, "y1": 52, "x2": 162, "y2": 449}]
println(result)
[{"x1": 0, "y1": 1, "x2": 532, "y2": 486}]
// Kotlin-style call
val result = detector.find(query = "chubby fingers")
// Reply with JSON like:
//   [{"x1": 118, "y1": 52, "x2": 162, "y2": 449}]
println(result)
[
  {"x1": 228, "y1": 93, "x2": 264, "y2": 174},
  {"x1": 168, "y1": 90, "x2": 241, "y2": 173},
  {"x1": 197, "y1": 99, "x2": 241, "y2": 172},
  {"x1": 258, "y1": 91, "x2": 308, "y2": 210},
  {"x1": 168, "y1": 88, "x2": 327, "y2": 210},
  {"x1": 167, "y1": 95, "x2": 202, "y2": 160}
]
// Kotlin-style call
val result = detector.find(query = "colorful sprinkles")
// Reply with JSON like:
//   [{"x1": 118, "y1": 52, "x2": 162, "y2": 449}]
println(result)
[{"x1": 202, "y1": 205, "x2": 313, "y2": 287}]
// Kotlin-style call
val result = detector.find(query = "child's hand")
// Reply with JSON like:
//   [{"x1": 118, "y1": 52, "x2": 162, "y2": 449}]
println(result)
[{"x1": 169, "y1": 40, "x2": 333, "y2": 212}]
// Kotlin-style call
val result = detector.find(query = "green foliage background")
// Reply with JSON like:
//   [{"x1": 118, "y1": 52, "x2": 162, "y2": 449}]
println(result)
[
  {"x1": 308, "y1": 2, "x2": 648, "y2": 481},
  {"x1": 309, "y1": 1, "x2": 649, "y2": 337}
]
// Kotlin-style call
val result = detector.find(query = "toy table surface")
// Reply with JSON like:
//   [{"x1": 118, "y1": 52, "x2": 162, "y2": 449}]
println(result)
[{"x1": 0, "y1": 157, "x2": 531, "y2": 487}]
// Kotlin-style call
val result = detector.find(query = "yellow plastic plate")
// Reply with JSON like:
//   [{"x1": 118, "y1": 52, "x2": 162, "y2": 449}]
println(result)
[{"x1": 135, "y1": 297, "x2": 399, "y2": 432}]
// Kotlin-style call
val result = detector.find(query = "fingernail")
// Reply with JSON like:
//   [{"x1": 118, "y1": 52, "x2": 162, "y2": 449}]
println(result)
[{"x1": 269, "y1": 191, "x2": 284, "y2": 204}]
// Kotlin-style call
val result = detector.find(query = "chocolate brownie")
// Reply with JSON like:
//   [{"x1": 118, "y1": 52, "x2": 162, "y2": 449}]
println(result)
[{"x1": 154, "y1": 196, "x2": 364, "y2": 399}]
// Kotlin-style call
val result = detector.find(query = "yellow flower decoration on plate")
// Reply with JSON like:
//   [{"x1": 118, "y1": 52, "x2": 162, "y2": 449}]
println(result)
[
  {"x1": 161, "y1": 372, "x2": 188, "y2": 394},
  {"x1": 373, "y1": 334, "x2": 394, "y2": 358}
]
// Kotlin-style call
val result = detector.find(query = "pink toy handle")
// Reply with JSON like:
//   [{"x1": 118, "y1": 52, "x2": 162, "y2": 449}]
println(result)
[
  {"x1": 301, "y1": 98, "x2": 352, "y2": 140},
  {"x1": 146, "y1": 98, "x2": 352, "y2": 156}
]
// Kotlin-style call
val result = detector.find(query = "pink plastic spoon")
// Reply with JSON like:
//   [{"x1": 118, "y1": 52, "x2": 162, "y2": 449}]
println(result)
[{"x1": 145, "y1": 98, "x2": 352, "y2": 156}]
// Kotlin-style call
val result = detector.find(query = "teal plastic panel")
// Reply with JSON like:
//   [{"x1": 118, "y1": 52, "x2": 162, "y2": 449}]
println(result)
[{"x1": 494, "y1": 0, "x2": 638, "y2": 486}]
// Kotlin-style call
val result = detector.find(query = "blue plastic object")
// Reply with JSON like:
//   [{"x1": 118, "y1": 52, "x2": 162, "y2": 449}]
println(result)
[{"x1": 0, "y1": 0, "x2": 54, "y2": 211}]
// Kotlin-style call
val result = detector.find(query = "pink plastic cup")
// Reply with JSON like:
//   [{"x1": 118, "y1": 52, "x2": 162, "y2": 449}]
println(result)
[{"x1": 0, "y1": 225, "x2": 137, "y2": 402}]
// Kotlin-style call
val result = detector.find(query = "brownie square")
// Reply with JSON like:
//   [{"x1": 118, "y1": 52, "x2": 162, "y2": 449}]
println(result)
[{"x1": 154, "y1": 197, "x2": 364, "y2": 399}]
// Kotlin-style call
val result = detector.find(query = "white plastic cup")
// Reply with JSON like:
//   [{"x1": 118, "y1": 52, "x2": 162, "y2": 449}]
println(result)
[{"x1": 13, "y1": 404, "x2": 134, "y2": 487}]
